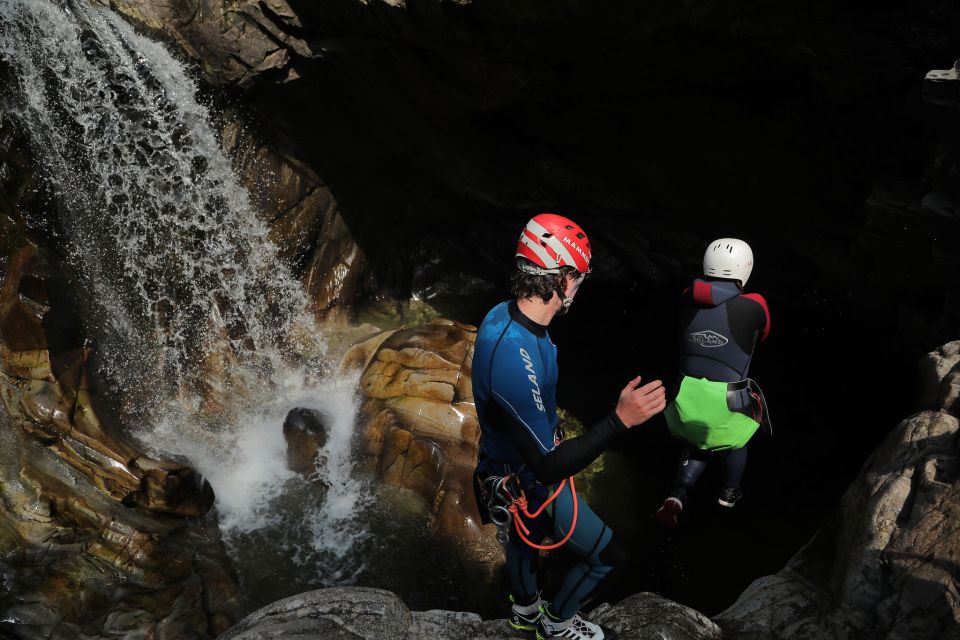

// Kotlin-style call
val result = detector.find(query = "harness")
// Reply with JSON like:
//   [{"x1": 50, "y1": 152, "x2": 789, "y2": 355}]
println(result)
[
  {"x1": 479, "y1": 473, "x2": 579, "y2": 550},
  {"x1": 727, "y1": 378, "x2": 773, "y2": 435}
]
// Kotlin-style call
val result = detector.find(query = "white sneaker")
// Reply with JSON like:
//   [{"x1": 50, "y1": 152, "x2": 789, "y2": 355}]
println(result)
[
  {"x1": 509, "y1": 593, "x2": 544, "y2": 632},
  {"x1": 536, "y1": 611, "x2": 616, "y2": 639}
]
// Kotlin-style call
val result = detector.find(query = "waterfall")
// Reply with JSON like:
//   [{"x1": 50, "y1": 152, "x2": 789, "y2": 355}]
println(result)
[{"x1": 0, "y1": 0, "x2": 372, "y2": 596}]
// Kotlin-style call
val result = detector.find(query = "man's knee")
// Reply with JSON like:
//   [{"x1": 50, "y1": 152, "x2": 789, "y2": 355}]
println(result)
[{"x1": 597, "y1": 533, "x2": 629, "y2": 572}]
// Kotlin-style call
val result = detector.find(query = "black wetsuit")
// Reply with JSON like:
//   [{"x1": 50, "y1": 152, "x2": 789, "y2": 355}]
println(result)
[{"x1": 669, "y1": 277, "x2": 770, "y2": 495}]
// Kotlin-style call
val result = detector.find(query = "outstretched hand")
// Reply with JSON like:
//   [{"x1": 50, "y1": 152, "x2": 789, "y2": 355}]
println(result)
[{"x1": 615, "y1": 376, "x2": 667, "y2": 428}]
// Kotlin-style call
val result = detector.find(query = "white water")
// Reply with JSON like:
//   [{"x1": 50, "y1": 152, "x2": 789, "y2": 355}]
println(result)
[{"x1": 0, "y1": 0, "x2": 371, "y2": 586}]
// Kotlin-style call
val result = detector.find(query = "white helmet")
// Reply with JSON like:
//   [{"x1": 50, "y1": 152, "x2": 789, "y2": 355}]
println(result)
[{"x1": 703, "y1": 238, "x2": 754, "y2": 286}]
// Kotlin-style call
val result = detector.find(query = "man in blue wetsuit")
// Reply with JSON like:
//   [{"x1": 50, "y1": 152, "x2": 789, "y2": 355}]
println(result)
[{"x1": 473, "y1": 213, "x2": 666, "y2": 640}]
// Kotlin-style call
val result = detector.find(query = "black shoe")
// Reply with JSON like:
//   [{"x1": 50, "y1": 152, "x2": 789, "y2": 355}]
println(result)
[
  {"x1": 718, "y1": 487, "x2": 743, "y2": 508},
  {"x1": 655, "y1": 496, "x2": 683, "y2": 528},
  {"x1": 509, "y1": 594, "x2": 543, "y2": 632}
]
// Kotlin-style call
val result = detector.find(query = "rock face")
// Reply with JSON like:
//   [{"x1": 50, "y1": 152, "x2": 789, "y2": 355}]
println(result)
[
  {"x1": 0, "y1": 244, "x2": 243, "y2": 637},
  {"x1": 221, "y1": 119, "x2": 365, "y2": 324},
  {"x1": 714, "y1": 340, "x2": 960, "y2": 639},
  {"x1": 0, "y1": 247, "x2": 215, "y2": 516},
  {"x1": 342, "y1": 319, "x2": 498, "y2": 558},
  {"x1": 217, "y1": 586, "x2": 721, "y2": 640}
]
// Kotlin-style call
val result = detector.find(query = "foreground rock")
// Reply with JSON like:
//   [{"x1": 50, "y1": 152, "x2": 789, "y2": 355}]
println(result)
[
  {"x1": 715, "y1": 340, "x2": 960, "y2": 639},
  {"x1": 217, "y1": 587, "x2": 721, "y2": 640}
]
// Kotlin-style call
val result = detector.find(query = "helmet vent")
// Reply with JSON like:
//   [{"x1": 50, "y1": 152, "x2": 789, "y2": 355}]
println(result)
[
  {"x1": 542, "y1": 232, "x2": 553, "y2": 238},
  {"x1": 576, "y1": 232, "x2": 585, "y2": 239},
  {"x1": 565, "y1": 225, "x2": 575, "y2": 230}
]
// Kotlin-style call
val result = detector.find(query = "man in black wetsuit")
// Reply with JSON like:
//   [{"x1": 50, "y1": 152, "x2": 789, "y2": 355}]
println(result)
[
  {"x1": 655, "y1": 238, "x2": 771, "y2": 527},
  {"x1": 473, "y1": 214, "x2": 667, "y2": 640}
]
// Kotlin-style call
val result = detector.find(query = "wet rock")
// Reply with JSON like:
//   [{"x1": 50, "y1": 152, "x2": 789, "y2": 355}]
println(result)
[
  {"x1": 0, "y1": 244, "x2": 242, "y2": 637},
  {"x1": 342, "y1": 318, "x2": 502, "y2": 569},
  {"x1": 222, "y1": 118, "x2": 365, "y2": 324},
  {"x1": 591, "y1": 593, "x2": 722, "y2": 639},
  {"x1": 283, "y1": 407, "x2": 329, "y2": 476},
  {"x1": 109, "y1": 0, "x2": 311, "y2": 89},
  {"x1": 715, "y1": 340, "x2": 960, "y2": 640},
  {"x1": 217, "y1": 586, "x2": 722, "y2": 639}
]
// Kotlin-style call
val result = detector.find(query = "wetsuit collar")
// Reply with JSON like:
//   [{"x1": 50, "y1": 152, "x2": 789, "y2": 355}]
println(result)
[{"x1": 508, "y1": 300, "x2": 548, "y2": 337}]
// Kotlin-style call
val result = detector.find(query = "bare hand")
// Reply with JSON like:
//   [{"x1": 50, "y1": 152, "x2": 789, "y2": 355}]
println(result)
[{"x1": 615, "y1": 376, "x2": 667, "y2": 428}]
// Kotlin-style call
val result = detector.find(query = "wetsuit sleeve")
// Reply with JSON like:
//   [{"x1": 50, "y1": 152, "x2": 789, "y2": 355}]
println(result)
[
  {"x1": 504, "y1": 411, "x2": 627, "y2": 485},
  {"x1": 741, "y1": 293, "x2": 771, "y2": 342},
  {"x1": 488, "y1": 344, "x2": 626, "y2": 484}
]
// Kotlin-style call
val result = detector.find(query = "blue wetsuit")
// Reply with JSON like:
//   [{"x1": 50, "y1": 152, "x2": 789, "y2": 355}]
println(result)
[{"x1": 473, "y1": 300, "x2": 628, "y2": 619}]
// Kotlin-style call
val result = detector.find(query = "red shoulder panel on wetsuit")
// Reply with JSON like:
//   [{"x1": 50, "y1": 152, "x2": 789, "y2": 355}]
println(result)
[
  {"x1": 692, "y1": 280, "x2": 713, "y2": 306},
  {"x1": 740, "y1": 293, "x2": 770, "y2": 341}
]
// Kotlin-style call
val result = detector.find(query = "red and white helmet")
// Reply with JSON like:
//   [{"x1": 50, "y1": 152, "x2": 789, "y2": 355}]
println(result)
[{"x1": 515, "y1": 213, "x2": 592, "y2": 275}]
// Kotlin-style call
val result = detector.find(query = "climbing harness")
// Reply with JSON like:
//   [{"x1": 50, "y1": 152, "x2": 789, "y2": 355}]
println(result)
[
  {"x1": 482, "y1": 474, "x2": 579, "y2": 550},
  {"x1": 745, "y1": 378, "x2": 772, "y2": 436},
  {"x1": 726, "y1": 377, "x2": 774, "y2": 435}
]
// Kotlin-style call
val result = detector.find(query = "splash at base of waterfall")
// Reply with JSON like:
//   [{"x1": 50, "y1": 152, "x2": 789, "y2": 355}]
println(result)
[{"x1": 140, "y1": 372, "x2": 374, "y2": 593}]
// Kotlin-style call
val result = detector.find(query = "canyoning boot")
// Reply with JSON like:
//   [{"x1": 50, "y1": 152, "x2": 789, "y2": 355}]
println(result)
[
  {"x1": 509, "y1": 593, "x2": 544, "y2": 632},
  {"x1": 535, "y1": 609, "x2": 617, "y2": 640},
  {"x1": 655, "y1": 496, "x2": 683, "y2": 528},
  {"x1": 718, "y1": 487, "x2": 743, "y2": 508}
]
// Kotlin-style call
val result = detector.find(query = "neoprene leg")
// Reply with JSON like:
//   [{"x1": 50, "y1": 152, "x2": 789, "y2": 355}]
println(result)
[
  {"x1": 506, "y1": 533, "x2": 539, "y2": 601},
  {"x1": 547, "y1": 483, "x2": 626, "y2": 621},
  {"x1": 722, "y1": 445, "x2": 748, "y2": 489},
  {"x1": 674, "y1": 443, "x2": 709, "y2": 491}
]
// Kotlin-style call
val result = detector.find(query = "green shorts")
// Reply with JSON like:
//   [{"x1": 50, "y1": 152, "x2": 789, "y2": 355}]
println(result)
[{"x1": 665, "y1": 376, "x2": 759, "y2": 451}]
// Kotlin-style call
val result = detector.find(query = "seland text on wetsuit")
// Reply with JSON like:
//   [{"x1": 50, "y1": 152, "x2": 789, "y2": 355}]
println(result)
[
  {"x1": 472, "y1": 300, "x2": 628, "y2": 620},
  {"x1": 666, "y1": 278, "x2": 771, "y2": 489}
]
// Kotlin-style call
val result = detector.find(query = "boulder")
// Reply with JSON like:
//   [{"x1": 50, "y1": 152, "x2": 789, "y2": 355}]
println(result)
[
  {"x1": 715, "y1": 340, "x2": 960, "y2": 640},
  {"x1": 283, "y1": 407, "x2": 329, "y2": 476},
  {"x1": 342, "y1": 318, "x2": 503, "y2": 570},
  {"x1": 217, "y1": 587, "x2": 722, "y2": 640},
  {"x1": 917, "y1": 341, "x2": 960, "y2": 413},
  {"x1": 343, "y1": 321, "x2": 478, "y2": 518},
  {"x1": 592, "y1": 593, "x2": 723, "y2": 640}
]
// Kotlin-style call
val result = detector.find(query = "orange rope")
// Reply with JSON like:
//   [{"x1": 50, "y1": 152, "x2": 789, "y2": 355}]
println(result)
[{"x1": 507, "y1": 476, "x2": 578, "y2": 550}]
